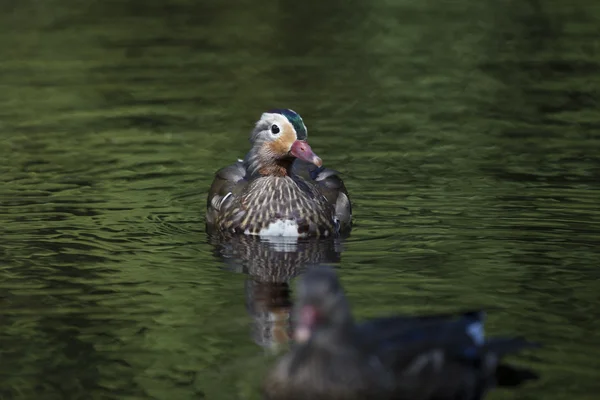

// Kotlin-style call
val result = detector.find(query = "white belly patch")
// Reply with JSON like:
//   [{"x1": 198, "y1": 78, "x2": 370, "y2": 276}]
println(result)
[{"x1": 244, "y1": 220, "x2": 302, "y2": 237}]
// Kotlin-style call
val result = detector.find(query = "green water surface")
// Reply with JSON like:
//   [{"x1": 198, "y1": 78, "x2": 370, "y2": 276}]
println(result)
[{"x1": 1, "y1": 0, "x2": 599, "y2": 399}]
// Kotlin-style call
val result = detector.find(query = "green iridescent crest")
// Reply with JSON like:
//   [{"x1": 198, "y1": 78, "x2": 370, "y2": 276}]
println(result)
[{"x1": 268, "y1": 109, "x2": 307, "y2": 140}]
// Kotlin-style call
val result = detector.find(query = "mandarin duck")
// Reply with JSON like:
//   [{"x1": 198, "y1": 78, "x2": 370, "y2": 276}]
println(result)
[
  {"x1": 206, "y1": 109, "x2": 351, "y2": 238},
  {"x1": 264, "y1": 268, "x2": 540, "y2": 400}
]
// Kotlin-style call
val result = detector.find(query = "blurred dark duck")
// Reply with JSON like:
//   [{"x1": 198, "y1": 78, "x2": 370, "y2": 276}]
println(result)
[
  {"x1": 264, "y1": 268, "x2": 540, "y2": 400},
  {"x1": 206, "y1": 109, "x2": 352, "y2": 238}
]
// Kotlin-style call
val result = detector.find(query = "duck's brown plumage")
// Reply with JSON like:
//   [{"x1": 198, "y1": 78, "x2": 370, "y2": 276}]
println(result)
[{"x1": 206, "y1": 109, "x2": 352, "y2": 237}]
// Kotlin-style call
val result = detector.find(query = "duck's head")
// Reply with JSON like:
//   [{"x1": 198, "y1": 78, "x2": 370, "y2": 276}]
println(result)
[
  {"x1": 246, "y1": 109, "x2": 322, "y2": 176},
  {"x1": 293, "y1": 267, "x2": 353, "y2": 344}
]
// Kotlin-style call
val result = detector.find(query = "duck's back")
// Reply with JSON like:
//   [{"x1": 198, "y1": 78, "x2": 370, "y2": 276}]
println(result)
[{"x1": 358, "y1": 312, "x2": 538, "y2": 400}]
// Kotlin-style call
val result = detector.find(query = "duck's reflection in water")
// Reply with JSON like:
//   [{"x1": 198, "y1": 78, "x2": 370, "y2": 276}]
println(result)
[
  {"x1": 245, "y1": 279, "x2": 292, "y2": 349},
  {"x1": 209, "y1": 233, "x2": 345, "y2": 349}
]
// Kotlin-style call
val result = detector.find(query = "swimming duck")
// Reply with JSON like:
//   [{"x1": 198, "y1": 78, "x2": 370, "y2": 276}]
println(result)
[
  {"x1": 206, "y1": 109, "x2": 351, "y2": 237},
  {"x1": 264, "y1": 268, "x2": 540, "y2": 400}
]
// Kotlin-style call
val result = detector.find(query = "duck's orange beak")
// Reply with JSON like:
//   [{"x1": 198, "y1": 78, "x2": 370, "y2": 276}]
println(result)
[{"x1": 290, "y1": 140, "x2": 322, "y2": 167}]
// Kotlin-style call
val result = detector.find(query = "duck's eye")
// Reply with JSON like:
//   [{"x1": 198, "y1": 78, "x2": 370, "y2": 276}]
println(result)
[{"x1": 271, "y1": 124, "x2": 281, "y2": 134}]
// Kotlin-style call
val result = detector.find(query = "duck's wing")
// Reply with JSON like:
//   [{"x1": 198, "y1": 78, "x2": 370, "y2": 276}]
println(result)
[
  {"x1": 357, "y1": 310, "x2": 484, "y2": 347},
  {"x1": 365, "y1": 312, "x2": 485, "y2": 399},
  {"x1": 360, "y1": 311, "x2": 485, "y2": 364},
  {"x1": 386, "y1": 336, "x2": 539, "y2": 400},
  {"x1": 205, "y1": 160, "x2": 248, "y2": 228},
  {"x1": 358, "y1": 311, "x2": 539, "y2": 399},
  {"x1": 292, "y1": 160, "x2": 352, "y2": 232}
]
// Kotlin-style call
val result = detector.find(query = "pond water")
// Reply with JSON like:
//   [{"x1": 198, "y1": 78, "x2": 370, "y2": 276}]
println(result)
[{"x1": 1, "y1": 0, "x2": 599, "y2": 399}]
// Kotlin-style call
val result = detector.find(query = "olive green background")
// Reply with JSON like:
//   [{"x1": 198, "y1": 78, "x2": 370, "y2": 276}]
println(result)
[{"x1": 1, "y1": 0, "x2": 599, "y2": 399}]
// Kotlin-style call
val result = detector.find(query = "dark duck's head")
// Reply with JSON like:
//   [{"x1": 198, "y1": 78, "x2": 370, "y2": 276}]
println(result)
[
  {"x1": 293, "y1": 267, "x2": 354, "y2": 344},
  {"x1": 245, "y1": 109, "x2": 322, "y2": 177}
]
